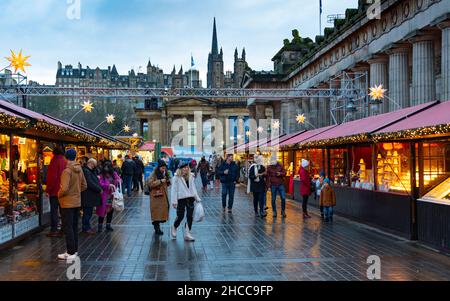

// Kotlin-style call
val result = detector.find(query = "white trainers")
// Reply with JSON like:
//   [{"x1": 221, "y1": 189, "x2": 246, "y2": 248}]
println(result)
[
  {"x1": 184, "y1": 224, "x2": 195, "y2": 241},
  {"x1": 171, "y1": 225, "x2": 177, "y2": 239},
  {"x1": 57, "y1": 252, "x2": 78, "y2": 260}
]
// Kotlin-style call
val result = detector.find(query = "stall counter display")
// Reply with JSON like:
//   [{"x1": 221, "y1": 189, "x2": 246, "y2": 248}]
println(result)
[
  {"x1": 0, "y1": 134, "x2": 13, "y2": 243},
  {"x1": 377, "y1": 143, "x2": 411, "y2": 193},
  {"x1": 420, "y1": 177, "x2": 450, "y2": 205}
]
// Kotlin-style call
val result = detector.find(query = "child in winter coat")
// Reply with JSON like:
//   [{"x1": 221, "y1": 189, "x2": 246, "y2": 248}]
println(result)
[{"x1": 319, "y1": 178, "x2": 336, "y2": 222}]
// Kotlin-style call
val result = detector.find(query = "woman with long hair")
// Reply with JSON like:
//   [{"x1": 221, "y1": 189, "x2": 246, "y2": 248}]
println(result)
[
  {"x1": 170, "y1": 162, "x2": 201, "y2": 241},
  {"x1": 96, "y1": 161, "x2": 121, "y2": 232},
  {"x1": 148, "y1": 160, "x2": 171, "y2": 235}
]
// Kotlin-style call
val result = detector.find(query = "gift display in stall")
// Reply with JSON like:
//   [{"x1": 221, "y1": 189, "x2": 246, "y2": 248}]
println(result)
[
  {"x1": 376, "y1": 143, "x2": 412, "y2": 193},
  {"x1": 351, "y1": 145, "x2": 374, "y2": 190},
  {"x1": 0, "y1": 134, "x2": 12, "y2": 243},
  {"x1": 329, "y1": 149, "x2": 348, "y2": 185}
]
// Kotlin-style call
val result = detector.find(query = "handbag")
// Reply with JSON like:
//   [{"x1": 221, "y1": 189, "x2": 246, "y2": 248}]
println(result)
[
  {"x1": 112, "y1": 185, "x2": 125, "y2": 212},
  {"x1": 193, "y1": 202, "x2": 205, "y2": 222}
]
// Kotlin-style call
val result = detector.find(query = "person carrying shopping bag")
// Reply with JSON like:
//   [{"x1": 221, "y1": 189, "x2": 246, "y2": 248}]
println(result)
[
  {"x1": 170, "y1": 162, "x2": 201, "y2": 241},
  {"x1": 97, "y1": 161, "x2": 121, "y2": 232},
  {"x1": 148, "y1": 160, "x2": 171, "y2": 235}
]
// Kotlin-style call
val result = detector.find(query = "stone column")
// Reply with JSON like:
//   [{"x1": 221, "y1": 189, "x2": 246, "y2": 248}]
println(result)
[
  {"x1": 287, "y1": 100, "x2": 300, "y2": 133},
  {"x1": 439, "y1": 21, "x2": 450, "y2": 101},
  {"x1": 280, "y1": 102, "x2": 289, "y2": 134},
  {"x1": 351, "y1": 65, "x2": 370, "y2": 117},
  {"x1": 387, "y1": 45, "x2": 411, "y2": 110},
  {"x1": 410, "y1": 34, "x2": 437, "y2": 105},
  {"x1": 301, "y1": 98, "x2": 310, "y2": 130},
  {"x1": 368, "y1": 55, "x2": 389, "y2": 114},
  {"x1": 309, "y1": 97, "x2": 319, "y2": 129}
]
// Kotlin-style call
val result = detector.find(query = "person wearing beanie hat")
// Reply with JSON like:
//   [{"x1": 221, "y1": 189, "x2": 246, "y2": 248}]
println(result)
[
  {"x1": 298, "y1": 158, "x2": 312, "y2": 218},
  {"x1": 147, "y1": 159, "x2": 171, "y2": 235},
  {"x1": 57, "y1": 148, "x2": 87, "y2": 260},
  {"x1": 320, "y1": 178, "x2": 336, "y2": 222}
]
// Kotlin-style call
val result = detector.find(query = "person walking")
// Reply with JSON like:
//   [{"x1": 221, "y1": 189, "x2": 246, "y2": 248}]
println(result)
[
  {"x1": 170, "y1": 162, "x2": 201, "y2": 241},
  {"x1": 121, "y1": 155, "x2": 135, "y2": 197},
  {"x1": 320, "y1": 179, "x2": 336, "y2": 222},
  {"x1": 135, "y1": 156, "x2": 145, "y2": 191},
  {"x1": 267, "y1": 157, "x2": 287, "y2": 218},
  {"x1": 81, "y1": 158, "x2": 102, "y2": 235},
  {"x1": 218, "y1": 154, "x2": 239, "y2": 213},
  {"x1": 197, "y1": 156, "x2": 210, "y2": 192},
  {"x1": 249, "y1": 155, "x2": 267, "y2": 217},
  {"x1": 148, "y1": 160, "x2": 171, "y2": 235},
  {"x1": 299, "y1": 159, "x2": 312, "y2": 218},
  {"x1": 57, "y1": 149, "x2": 87, "y2": 260},
  {"x1": 45, "y1": 147, "x2": 67, "y2": 237},
  {"x1": 315, "y1": 171, "x2": 326, "y2": 219},
  {"x1": 97, "y1": 161, "x2": 121, "y2": 232}
]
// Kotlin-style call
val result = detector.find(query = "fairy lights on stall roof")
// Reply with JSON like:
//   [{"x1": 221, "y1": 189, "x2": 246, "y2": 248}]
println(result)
[{"x1": 0, "y1": 113, "x2": 30, "y2": 129}]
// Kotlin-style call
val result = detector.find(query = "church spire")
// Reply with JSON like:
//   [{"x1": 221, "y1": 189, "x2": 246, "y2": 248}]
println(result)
[{"x1": 211, "y1": 17, "x2": 219, "y2": 56}]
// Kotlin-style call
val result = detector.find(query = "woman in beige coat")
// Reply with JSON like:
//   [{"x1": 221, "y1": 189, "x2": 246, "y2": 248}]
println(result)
[{"x1": 147, "y1": 160, "x2": 171, "y2": 235}]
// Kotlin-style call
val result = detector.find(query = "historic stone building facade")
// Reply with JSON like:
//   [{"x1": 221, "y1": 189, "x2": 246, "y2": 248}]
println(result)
[
  {"x1": 245, "y1": 0, "x2": 450, "y2": 135},
  {"x1": 135, "y1": 18, "x2": 250, "y2": 147},
  {"x1": 207, "y1": 18, "x2": 247, "y2": 89}
]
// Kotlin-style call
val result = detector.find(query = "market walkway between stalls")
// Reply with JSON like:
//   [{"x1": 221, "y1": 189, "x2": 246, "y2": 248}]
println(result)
[{"x1": 1, "y1": 179, "x2": 450, "y2": 281}]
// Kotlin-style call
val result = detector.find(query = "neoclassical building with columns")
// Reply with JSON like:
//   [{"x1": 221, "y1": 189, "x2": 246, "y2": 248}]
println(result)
[{"x1": 244, "y1": 0, "x2": 450, "y2": 134}]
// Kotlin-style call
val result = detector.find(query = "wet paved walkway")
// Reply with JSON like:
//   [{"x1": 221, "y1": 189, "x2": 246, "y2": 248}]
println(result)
[{"x1": 1, "y1": 180, "x2": 450, "y2": 281}]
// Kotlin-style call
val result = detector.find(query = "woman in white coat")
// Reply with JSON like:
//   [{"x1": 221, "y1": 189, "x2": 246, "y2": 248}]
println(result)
[{"x1": 170, "y1": 162, "x2": 201, "y2": 241}]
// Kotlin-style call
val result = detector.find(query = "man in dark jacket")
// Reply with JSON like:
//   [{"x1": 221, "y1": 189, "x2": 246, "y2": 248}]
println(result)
[
  {"x1": 81, "y1": 158, "x2": 102, "y2": 234},
  {"x1": 266, "y1": 158, "x2": 287, "y2": 218},
  {"x1": 218, "y1": 154, "x2": 239, "y2": 213},
  {"x1": 45, "y1": 147, "x2": 67, "y2": 237},
  {"x1": 134, "y1": 156, "x2": 145, "y2": 191},
  {"x1": 121, "y1": 155, "x2": 136, "y2": 197}
]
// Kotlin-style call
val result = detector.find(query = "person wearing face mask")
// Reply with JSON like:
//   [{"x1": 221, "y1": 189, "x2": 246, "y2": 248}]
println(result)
[{"x1": 96, "y1": 161, "x2": 121, "y2": 232}]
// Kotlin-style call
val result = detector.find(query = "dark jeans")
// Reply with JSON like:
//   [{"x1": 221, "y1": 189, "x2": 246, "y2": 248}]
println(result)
[
  {"x1": 98, "y1": 210, "x2": 114, "y2": 225},
  {"x1": 221, "y1": 182, "x2": 236, "y2": 209},
  {"x1": 302, "y1": 195, "x2": 309, "y2": 213},
  {"x1": 324, "y1": 206, "x2": 334, "y2": 220},
  {"x1": 61, "y1": 207, "x2": 80, "y2": 255},
  {"x1": 253, "y1": 191, "x2": 265, "y2": 214},
  {"x1": 49, "y1": 196, "x2": 60, "y2": 232},
  {"x1": 174, "y1": 197, "x2": 195, "y2": 230},
  {"x1": 134, "y1": 174, "x2": 143, "y2": 191},
  {"x1": 200, "y1": 172, "x2": 208, "y2": 188},
  {"x1": 82, "y1": 206, "x2": 94, "y2": 232},
  {"x1": 123, "y1": 174, "x2": 133, "y2": 196},
  {"x1": 271, "y1": 185, "x2": 286, "y2": 214}
]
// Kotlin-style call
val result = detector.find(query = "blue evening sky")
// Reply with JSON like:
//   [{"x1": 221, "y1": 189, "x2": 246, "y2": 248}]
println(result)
[{"x1": 0, "y1": 0, "x2": 358, "y2": 85}]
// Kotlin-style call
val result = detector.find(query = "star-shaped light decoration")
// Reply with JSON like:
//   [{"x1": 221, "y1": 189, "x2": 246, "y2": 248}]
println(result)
[
  {"x1": 132, "y1": 133, "x2": 138, "y2": 138},
  {"x1": 106, "y1": 114, "x2": 115, "y2": 124},
  {"x1": 237, "y1": 134, "x2": 242, "y2": 140},
  {"x1": 246, "y1": 131, "x2": 252, "y2": 137},
  {"x1": 296, "y1": 114, "x2": 306, "y2": 124},
  {"x1": 123, "y1": 125, "x2": 131, "y2": 133},
  {"x1": 81, "y1": 101, "x2": 94, "y2": 113},
  {"x1": 257, "y1": 127, "x2": 264, "y2": 133},
  {"x1": 6, "y1": 50, "x2": 31, "y2": 73},
  {"x1": 369, "y1": 85, "x2": 387, "y2": 100},
  {"x1": 272, "y1": 121, "x2": 280, "y2": 130}
]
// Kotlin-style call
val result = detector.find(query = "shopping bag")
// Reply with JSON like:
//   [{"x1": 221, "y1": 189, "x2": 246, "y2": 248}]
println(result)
[
  {"x1": 193, "y1": 202, "x2": 205, "y2": 222},
  {"x1": 112, "y1": 185, "x2": 125, "y2": 212}
]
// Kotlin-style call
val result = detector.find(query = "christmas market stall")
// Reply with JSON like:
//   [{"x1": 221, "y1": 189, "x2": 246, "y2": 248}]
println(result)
[{"x1": 0, "y1": 99, "x2": 98, "y2": 249}]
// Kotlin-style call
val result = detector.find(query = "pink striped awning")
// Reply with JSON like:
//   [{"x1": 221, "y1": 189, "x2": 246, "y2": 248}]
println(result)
[{"x1": 280, "y1": 125, "x2": 336, "y2": 147}]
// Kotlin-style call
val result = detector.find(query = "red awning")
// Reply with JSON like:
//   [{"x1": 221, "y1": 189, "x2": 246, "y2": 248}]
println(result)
[
  {"x1": 161, "y1": 147, "x2": 174, "y2": 157},
  {"x1": 280, "y1": 126, "x2": 336, "y2": 147},
  {"x1": 301, "y1": 101, "x2": 438, "y2": 146},
  {"x1": 139, "y1": 142, "x2": 155, "y2": 151},
  {"x1": 374, "y1": 101, "x2": 450, "y2": 135}
]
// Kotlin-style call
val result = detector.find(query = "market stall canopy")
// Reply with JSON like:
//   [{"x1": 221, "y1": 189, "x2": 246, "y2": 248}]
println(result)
[
  {"x1": 236, "y1": 133, "x2": 288, "y2": 153},
  {"x1": 0, "y1": 99, "x2": 95, "y2": 143},
  {"x1": 301, "y1": 101, "x2": 438, "y2": 147},
  {"x1": 280, "y1": 126, "x2": 336, "y2": 148},
  {"x1": 161, "y1": 147, "x2": 174, "y2": 157},
  {"x1": 139, "y1": 142, "x2": 155, "y2": 151},
  {"x1": 373, "y1": 101, "x2": 450, "y2": 141}
]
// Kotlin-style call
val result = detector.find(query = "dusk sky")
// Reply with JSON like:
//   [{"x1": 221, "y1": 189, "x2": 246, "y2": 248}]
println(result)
[{"x1": 1, "y1": 0, "x2": 358, "y2": 85}]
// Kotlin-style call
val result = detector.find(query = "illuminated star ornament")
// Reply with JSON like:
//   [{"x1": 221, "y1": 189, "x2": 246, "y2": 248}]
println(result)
[
  {"x1": 369, "y1": 85, "x2": 387, "y2": 100},
  {"x1": 106, "y1": 114, "x2": 115, "y2": 124},
  {"x1": 81, "y1": 101, "x2": 94, "y2": 112},
  {"x1": 272, "y1": 121, "x2": 280, "y2": 130},
  {"x1": 132, "y1": 133, "x2": 138, "y2": 138},
  {"x1": 246, "y1": 130, "x2": 252, "y2": 137},
  {"x1": 6, "y1": 50, "x2": 31, "y2": 73},
  {"x1": 296, "y1": 114, "x2": 306, "y2": 124},
  {"x1": 123, "y1": 125, "x2": 131, "y2": 132},
  {"x1": 257, "y1": 127, "x2": 264, "y2": 133}
]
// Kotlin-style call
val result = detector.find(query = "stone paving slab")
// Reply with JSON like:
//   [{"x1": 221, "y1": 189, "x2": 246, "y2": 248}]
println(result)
[{"x1": 1, "y1": 180, "x2": 450, "y2": 281}]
